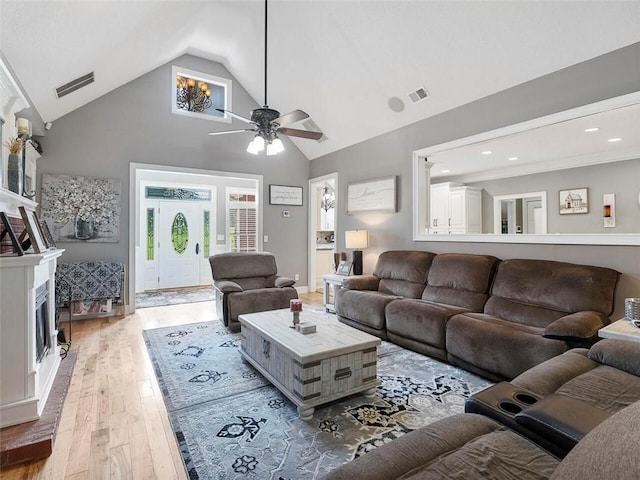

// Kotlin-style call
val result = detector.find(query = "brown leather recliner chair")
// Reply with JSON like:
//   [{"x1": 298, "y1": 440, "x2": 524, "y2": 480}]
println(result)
[{"x1": 209, "y1": 252, "x2": 298, "y2": 332}]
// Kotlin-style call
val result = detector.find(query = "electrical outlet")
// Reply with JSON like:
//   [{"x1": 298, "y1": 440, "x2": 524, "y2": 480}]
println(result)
[
  {"x1": 294, "y1": 274, "x2": 299, "y2": 281},
  {"x1": 264, "y1": 235, "x2": 269, "y2": 242}
]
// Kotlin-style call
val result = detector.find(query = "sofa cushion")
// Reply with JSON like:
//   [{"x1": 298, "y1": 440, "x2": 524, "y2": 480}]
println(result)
[
  {"x1": 374, "y1": 250, "x2": 435, "y2": 297},
  {"x1": 488, "y1": 259, "x2": 619, "y2": 322},
  {"x1": 386, "y1": 299, "x2": 468, "y2": 350},
  {"x1": 555, "y1": 365, "x2": 640, "y2": 414},
  {"x1": 511, "y1": 349, "x2": 597, "y2": 397},
  {"x1": 549, "y1": 400, "x2": 640, "y2": 480},
  {"x1": 226, "y1": 287, "x2": 298, "y2": 322},
  {"x1": 209, "y1": 251, "x2": 278, "y2": 279},
  {"x1": 323, "y1": 413, "x2": 560, "y2": 480},
  {"x1": 447, "y1": 313, "x2": 567, "y2": 380},
  {"x1": 336, "y1": 289, "x2": 400, "y2": 331},
  {"x1": 587, "y1": 338, "x2": 640, "y2": 377},
  {"x1": 421, "y1": 254, "x2": 499, "y2": 311},
  {"x1": 483, "y1": 297, "x2": 566, "y2": 328}
]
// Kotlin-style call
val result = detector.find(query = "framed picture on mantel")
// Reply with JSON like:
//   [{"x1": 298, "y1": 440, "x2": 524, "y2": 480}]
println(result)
[{"x1": 18, "y1": 206, "x2": 46, "y2": 253}]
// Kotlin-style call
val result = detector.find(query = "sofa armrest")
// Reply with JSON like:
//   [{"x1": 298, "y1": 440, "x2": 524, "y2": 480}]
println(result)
[
  {"x1": 543, "y1": 311, "x2": 609, "y2": 341},
  {"x1": 214, "y1": 280, "x2": 243, "y2": 293},
  {"x1": 515, "y1": 394, "x2": 610, "y2": 454},
  {"x1": 275, "y1": 276, "x2": 296, "y2": 288},
  {"x1": 342, "y1": 275, "x2": 379, "y2": 291},
  {"x1": 587, "y1": 338, "x2": 640, "y2": 377}
]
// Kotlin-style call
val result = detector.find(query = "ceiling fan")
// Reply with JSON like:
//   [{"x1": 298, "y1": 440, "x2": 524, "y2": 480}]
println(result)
[{"x1": 208, "y1": 0, "x2": 323, "y2": 155}]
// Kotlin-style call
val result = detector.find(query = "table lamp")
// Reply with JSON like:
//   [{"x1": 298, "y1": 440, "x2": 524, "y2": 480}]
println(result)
[{"x1": 345, "y1": 230, "x2": 369, "y2": 275}]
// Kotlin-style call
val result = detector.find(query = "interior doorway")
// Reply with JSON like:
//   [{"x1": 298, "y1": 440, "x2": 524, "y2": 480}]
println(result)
[{"x1": 308, "y1": 173, "x2": 338, "y2": 293}]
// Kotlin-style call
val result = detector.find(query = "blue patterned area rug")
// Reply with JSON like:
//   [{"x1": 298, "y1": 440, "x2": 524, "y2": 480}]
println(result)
[{"x1": 143, "y1": 318, "x2": 492, "y2": 480}]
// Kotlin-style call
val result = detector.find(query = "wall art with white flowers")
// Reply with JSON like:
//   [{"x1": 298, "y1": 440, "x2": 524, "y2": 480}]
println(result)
[{"x1": 41, "y1": 174, "x2": 122, "y2": 242}]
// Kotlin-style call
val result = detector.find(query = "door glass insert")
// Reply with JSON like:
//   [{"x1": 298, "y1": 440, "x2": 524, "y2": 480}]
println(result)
[
  {"x1": 146, "y1": 208, "x2": 155, "y2": 260},
  {"x1": 171, "y1": 212, "x2": 189, "y2": 254},
  {"x1": 203, "y1": 210, "x2": 210, "y2": 257}
]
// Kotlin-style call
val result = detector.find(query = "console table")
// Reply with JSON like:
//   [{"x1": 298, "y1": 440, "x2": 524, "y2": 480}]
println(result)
[
  {"x1": 598, "y1": 319, "x2": 640, "y2": 343},
  {"x1": 322, "y1": 273, "x2": 346, "y2": 313}
]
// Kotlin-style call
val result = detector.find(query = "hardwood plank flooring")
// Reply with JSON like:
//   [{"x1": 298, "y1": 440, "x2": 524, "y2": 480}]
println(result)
[{"x1": 0, "y1": 292, "x2": 323, "y2": 480}]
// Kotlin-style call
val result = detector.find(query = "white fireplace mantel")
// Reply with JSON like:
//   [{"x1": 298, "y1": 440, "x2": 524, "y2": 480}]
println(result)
[
  {"x1": 0, "y1": 187, "x2": 37, "y2": 217},
  {"x1": 0, "y1": 248, "x2": 65, "y2": 427}
]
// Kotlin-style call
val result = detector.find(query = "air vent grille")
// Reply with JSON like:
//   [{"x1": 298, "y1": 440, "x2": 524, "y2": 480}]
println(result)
[
  {"x1": 302, "y1": 119, "x2": 327, "y2": 142},
  {"x1": 55, "y1": 72, "x2": 95, "y2": 98},
  {"x1": 408, "y1": 87, "x2": 429, "y2": 104}
]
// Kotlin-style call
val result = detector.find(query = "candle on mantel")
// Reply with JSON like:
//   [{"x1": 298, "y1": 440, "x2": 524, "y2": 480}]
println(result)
[{"x1": 16, "y1": 118, "x2": 30, "y2": 136}]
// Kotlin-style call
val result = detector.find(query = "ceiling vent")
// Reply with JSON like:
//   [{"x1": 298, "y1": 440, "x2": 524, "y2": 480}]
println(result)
[
  {"x1": 302, "y1": 119, "x2": 328, "y2": 142},
  {"x1": 407, "y1": 87, "x2": 429, "y2": 104},
  {"x1": 55, "y1": 72, "x2": 94, "y2": 98}
]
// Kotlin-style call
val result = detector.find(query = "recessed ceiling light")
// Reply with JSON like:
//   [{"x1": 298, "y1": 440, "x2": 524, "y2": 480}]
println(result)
[
  {"x1": 481, "y1": 150, "x2": 492, "y2": 155},
  {"x1": 508, "y1": 156, "x2": 518, "y2": 161},
  {"x1": 584, "y1": 127, "x2": 599, "y2": 132},
  {"x1": 441, "y1": 169, "x2": 450, "y2": 173},
  {"x1": 608, "y1": 137, "x2": 623, "y2": 142}
]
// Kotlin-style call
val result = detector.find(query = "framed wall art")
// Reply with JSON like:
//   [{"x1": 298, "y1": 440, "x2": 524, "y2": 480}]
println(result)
[
  {"x1": 347, "y1": 176, "x2": 397, "y2": 214},
  {"x1": 559, "y1": 188, "x2": 588, "y2": 215},
  {"x1": 41, "y1": 173, "x2": 122, "y2": 242},
  {"x1": 269, "y1": 185, "x2": 303, "y2": 206}
]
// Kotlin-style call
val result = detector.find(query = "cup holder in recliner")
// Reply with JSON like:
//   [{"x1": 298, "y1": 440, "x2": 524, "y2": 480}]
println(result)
[
  {"x1": 498, "y1": 401, "x2": 523, "y2": 415},
  {"x1": 514, "y1": 392, "x2": 539, "y2": 405}
]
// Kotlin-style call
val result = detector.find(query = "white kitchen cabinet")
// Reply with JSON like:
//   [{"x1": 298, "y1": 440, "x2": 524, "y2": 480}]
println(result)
[
  {"x1": 315, "y1": 248, "x2": 335, "y2": 291},
  {"x1": 429, "y1": 183, "x2": 482, "y2": 234}
]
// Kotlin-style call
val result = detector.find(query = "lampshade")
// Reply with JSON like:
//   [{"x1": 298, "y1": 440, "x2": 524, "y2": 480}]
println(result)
[{"x1": 345, "y1": 230, "x2": 369, "y2": 249}]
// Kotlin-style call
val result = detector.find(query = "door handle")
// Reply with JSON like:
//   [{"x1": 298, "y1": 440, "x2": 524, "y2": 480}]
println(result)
[{"x1": 195, "y1": 242, "x2": 200, "y2": 255}]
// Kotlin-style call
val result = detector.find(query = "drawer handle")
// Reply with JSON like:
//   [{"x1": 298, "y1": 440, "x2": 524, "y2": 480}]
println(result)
[
  {"x1": 334, "y1": 367, "x2": 352, "y2": 381},
  {"x1": 263, "y1": 340, "x2": 270, "y2": 358}
]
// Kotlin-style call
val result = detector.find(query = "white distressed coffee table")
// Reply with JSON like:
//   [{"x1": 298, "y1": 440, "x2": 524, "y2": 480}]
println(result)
[{"x1": 238, "y1": 308, "x2": 381, "y2": 420}]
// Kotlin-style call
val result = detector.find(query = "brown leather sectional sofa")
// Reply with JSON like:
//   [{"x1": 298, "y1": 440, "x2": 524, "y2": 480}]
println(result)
[{"x1": 335, "y1": 250, "x2": 620, "y2": 380}]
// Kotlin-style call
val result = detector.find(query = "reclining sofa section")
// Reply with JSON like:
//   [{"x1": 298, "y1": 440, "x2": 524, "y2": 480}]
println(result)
[{"x1": 335, "y1": 251, "x2": 619, "y2": 381}]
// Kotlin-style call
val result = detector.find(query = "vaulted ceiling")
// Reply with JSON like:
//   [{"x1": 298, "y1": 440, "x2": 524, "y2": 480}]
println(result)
[{"x1": 1, "y1": 1, "x2": 639, "y2": 160}]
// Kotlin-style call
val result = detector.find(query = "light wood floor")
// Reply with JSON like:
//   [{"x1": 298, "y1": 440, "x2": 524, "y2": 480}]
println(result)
[{"x1": 1, "y1": 292, "x2": 324, "y2": 480}]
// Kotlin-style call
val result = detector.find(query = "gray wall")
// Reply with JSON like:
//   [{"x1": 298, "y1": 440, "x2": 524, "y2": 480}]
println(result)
[
  {"x1": 474, "y1": 158, "x2": 640, "y2": 233},
  {"x1": 310, "y1": 42, "x2": 640, "y2": 320},
  {"x1": 38, "y1": 54, "x2": 311, "y2": 283}
]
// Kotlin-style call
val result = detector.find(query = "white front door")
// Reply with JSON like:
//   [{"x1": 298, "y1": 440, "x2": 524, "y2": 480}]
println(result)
[{"x1": 158, "y1": 201, "x2": 202, "y2": 288}]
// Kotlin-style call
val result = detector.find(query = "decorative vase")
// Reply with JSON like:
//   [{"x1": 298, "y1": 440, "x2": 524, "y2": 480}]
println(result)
[
  {"x1": 74, "y1": 217, "x2": 94, "y2": 240},
  {"x1": 7, "y1": 154, "x2": 22, "y2": 195}
]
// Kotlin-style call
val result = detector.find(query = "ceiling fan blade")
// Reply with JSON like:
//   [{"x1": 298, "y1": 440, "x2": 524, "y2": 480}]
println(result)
[
  {"x1": 272, "y1": 110, "x2": 309, "y2": 127},
  {"x1": 216, "y1": 108, "x2": 254, "y2": 124},
  {"x1": 208, "y1": 129, "x2": 255, "y2": 136},
  {"x1": 278, "y1": 127, "x2": 323, "y2": 140}
]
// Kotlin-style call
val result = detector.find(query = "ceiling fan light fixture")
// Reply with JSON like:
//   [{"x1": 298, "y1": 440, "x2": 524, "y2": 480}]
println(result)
[
  {"x1": 266, "y1": 137, "x2": 284, "y2": 156},
  {"x1": 247, "y1": 135, "x2": 265, "y2": 155}
]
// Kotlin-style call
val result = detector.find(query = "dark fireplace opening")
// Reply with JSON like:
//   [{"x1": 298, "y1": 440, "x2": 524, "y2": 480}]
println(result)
[{"x1": 35, "y1": 283, "x2": 50, "y2": 362}]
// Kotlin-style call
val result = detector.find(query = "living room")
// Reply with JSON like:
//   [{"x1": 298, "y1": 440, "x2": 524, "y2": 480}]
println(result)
[{"x1": 1, "y1": 1, "x2": 639, "y2": 479}]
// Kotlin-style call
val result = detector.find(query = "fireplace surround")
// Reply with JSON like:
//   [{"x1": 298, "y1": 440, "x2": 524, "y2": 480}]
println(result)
[{"x1": 0, "y1": 223, "x2": 64, "y2": 427}]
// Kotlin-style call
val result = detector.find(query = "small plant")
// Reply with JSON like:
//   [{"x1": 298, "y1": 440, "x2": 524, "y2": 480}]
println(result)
[{"x1": 3, "y1": 136, "x2": 24, "y2": 154}]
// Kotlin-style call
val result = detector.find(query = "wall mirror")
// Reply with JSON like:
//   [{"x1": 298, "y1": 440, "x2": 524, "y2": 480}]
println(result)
[{"x1": 413, "y1": 91, "x2": 640, "y2": 245}]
